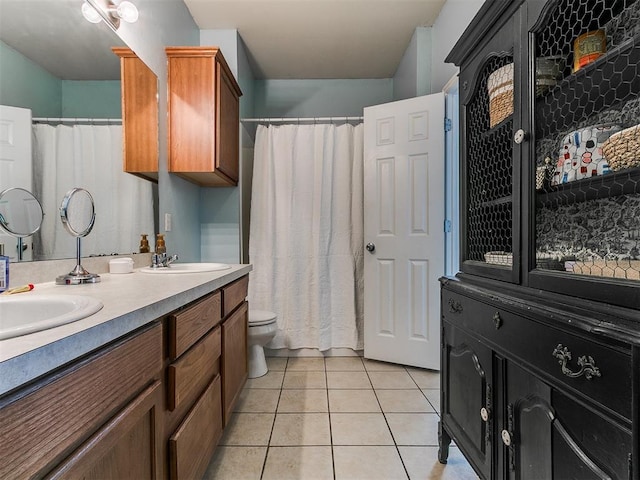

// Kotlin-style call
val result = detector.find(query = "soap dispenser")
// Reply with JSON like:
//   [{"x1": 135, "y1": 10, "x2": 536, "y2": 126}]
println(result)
[
  {"x1": 155, "y1": 234, "x2": 166, "y2": 254},
  {"x1": 139, "y1": 234, "x2": 150, "y2": 253}
]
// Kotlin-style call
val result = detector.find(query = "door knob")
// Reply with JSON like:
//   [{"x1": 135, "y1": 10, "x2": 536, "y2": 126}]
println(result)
[{"x1": 366, "y1": 243, "x2": 375, "y2": 253}]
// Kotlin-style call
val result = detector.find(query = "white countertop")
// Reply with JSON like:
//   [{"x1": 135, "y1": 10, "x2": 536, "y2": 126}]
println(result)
[{"x1": 0, "y1": 264, "x2": 252, "y2": 396}]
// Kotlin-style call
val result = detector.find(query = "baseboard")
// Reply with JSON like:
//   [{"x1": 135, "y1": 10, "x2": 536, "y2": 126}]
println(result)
[{"x1": 265, "y1": 347, "x2": 363, "y2": 358}]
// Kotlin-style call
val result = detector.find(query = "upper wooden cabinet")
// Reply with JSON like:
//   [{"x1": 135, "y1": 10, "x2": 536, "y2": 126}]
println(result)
[
  {"x1": 112, "y1": 47, "x2": 159, "y2": 182},
  {"x1": 166, "y1": 47, "x2": 243, "y2": 187}
]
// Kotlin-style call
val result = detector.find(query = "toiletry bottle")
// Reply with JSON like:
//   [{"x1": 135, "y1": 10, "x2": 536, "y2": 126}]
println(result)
[
  {"x1": 0, "y1": 244, "x2": 8, "y2": 293},
  {"x1": 139, "y1": 234, "x2": 150, "y2": 253},
  {"x1": 155, "y1": 234, "x2": 166, "y2": 254}
]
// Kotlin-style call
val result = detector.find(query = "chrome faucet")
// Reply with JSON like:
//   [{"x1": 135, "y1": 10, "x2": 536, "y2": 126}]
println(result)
[{"x1": 151, "y1": 252, "x2": 179, "y2": 268}]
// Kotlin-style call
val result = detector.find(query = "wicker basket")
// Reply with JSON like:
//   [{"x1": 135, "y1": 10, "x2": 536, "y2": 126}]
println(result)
[
  {"x1": 487, "y1": 63, "x2": 514, "y2": 128},
  {"x1": 601, "y1": 124, "x2": 640, "y2": 171}
]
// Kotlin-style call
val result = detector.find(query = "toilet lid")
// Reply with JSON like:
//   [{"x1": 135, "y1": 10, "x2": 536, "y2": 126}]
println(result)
[{"x1": 249, "y1": 309, "x2": 277, "y2": 326}]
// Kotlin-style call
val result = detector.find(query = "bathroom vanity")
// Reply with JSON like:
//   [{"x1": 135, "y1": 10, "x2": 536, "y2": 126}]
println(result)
[{"x1": 0, "y1": 264, "x2": 250, "y2": 479}]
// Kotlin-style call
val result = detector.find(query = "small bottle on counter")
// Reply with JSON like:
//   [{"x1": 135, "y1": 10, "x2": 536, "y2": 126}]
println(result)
[
  {"x1": 0, "y1": 244, "x2": 8, "y2": 293},
  {"x1": 155, "y1": 234, "x2": 166, "y2": 254},
  {"x1": 139, "y1": 234, "x2": 150, "y2": 253}
]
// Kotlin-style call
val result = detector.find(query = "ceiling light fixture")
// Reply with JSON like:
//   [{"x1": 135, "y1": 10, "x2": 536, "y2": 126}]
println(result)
[{"x1": 81, "y1": 0, "x2": 139, "y2": 31}]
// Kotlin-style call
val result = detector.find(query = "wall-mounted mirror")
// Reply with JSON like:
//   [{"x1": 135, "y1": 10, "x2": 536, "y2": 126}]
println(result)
[{"x1": 0, "y1": 0, "x2": 158, "y2": 262}]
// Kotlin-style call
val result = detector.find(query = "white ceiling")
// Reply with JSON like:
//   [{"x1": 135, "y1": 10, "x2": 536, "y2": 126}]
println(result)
[
  {"x1": 182, "y1": 0, "x2": 447, "y2": 79},
  {"x1": 0, "y1": 0, "x2": 446, "y2": 80}
]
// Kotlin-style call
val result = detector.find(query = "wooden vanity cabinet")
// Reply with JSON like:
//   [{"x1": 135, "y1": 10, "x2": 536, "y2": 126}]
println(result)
[
  {"x1": 112, "y1": 47, "x2": 159, "y2": 182},
  {"x1": 163, "y1": 274, "x2": 249, "y2": 479},
  {"x1": 166, "y1": 47, "x2": 242, "y2": 187},
  {"x1": 0, "y1": 322, "x2": 163, "y2": 479},
  {"x1": 164, "y1": 291, "x2": 223, "y2": 480}
]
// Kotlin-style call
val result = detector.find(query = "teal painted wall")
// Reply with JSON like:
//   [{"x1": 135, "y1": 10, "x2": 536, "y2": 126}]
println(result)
[
  {"x1": 0, "y1": 41, "x2": 121, "y2": 118},
  {"x1": 253, "y1": 78, "x2": 393, "y2": 118},
  {"x1": 61, "y1": 81, "x2": 121, "y2": 118},
  {"x1": 0, "y1": 41, "x2": 61, "y2": 117}
]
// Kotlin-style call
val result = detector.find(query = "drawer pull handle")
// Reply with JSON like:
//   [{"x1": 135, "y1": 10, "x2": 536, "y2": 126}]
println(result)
[
  {"x1": 493, "y1": 312, "x2": 502, "y2": 329},
  {"x1": 480, "y1": 407, "x2": 490, "y2": 422},
  {"x1": 552, "y1": 344, "x2": 601, "y2": 380},
  {"x1": 501, "y1": 429, "x2": 512, "y2": 446},
  {"x1": 448, "y1": 298, "x2": 463, "y2": 314}
]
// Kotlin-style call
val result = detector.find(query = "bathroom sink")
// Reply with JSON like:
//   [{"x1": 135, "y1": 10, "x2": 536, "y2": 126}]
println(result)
[
  {"x1": 139, "y1": 263, "x2": 232, "y2": 274},
  {"x1": 0, "y1": 294, "x2": 104, "y2": 340}
]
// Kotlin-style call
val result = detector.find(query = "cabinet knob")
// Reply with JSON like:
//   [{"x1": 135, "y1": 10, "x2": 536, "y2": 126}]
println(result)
[
  {"x1": 501, "y1": 429, "x2": 512, "y2": 446},
  {"x1": 480, "y1": 407, "x2": 490, "y2": 422},
  {"x1": 366, "y1": 242, "x2": 376, "y2": 253},
  {"x1": 514, "y1": 129, "x2": 527, "y2": 144}
]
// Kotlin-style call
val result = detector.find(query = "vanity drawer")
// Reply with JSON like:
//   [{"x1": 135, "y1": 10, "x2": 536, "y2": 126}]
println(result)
[
  {"x1": 222, "y1": 275, "x2": 248, "y2": 317},
  {"x1": 169, "y1": 291, "x2": 221, "y2": 360},
  {"x1": 167, "y1": 326, "x2": 221, "y2": 411},
  {"x1": 169, "y1": 374, "x2": 223, "y2": 480},
  {"x1": 442, "y1": 288, "x2": 632, "y2": 420}
]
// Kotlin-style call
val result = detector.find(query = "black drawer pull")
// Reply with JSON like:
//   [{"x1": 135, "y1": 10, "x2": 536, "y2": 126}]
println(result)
[
  {"x1": 448, "y1": 298, "x2": 463, "y2": 314},
  {"x1": 552, "y1": 344, "x2": 601, "y2": 380},
  {"x1": 492, "y1": 312, "x2": 502, "y2": 329}
]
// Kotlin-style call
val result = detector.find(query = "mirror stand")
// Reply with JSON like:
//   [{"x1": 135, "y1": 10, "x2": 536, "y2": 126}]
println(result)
[{"x1": 56, "y1": 237, "x2": 100, "y2": 285}]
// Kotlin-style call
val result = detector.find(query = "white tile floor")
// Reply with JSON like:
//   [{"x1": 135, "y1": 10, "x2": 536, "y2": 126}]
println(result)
[{"x1": 204, "y1": 356, "x2": 479, "y2": 480}]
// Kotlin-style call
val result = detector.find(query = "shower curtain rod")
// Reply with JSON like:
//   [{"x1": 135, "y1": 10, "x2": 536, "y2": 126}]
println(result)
[
  {"x1": 241, "y1": 116, "x2": 363, "y2": 123},
  {"x1": 32, "y1": 117, "x2": 122, "y2": 124}
]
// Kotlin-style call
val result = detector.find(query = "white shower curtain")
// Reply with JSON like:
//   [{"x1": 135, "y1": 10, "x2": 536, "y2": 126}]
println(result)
[
  {"x1": 248, "y1": 123, "x2": 364, "y2": 351},
  {"x1": 32, "y1": 124, "x2": 154, "y2": 260}
]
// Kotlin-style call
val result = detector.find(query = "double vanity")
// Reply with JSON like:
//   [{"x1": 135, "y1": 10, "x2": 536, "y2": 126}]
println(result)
[{"x1": 0, "y1": 263, "x2": 251, "y2": 479}]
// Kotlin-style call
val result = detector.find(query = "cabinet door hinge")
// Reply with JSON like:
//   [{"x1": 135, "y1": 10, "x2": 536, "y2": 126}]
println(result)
[
  {"x1": 628, "y1": 453, "x2": 632, "y2": 480},
  {"x1": 444, "y1": 118, "x2": 452, "y2": 132},
  {"x1": 444, "y1": 219, "x2": 452, "y2": 233}
]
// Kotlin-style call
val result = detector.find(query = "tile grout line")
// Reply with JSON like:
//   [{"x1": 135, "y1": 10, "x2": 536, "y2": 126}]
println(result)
[{"x1": 259, "y1": 357, "x2": 287, "y2": 480}]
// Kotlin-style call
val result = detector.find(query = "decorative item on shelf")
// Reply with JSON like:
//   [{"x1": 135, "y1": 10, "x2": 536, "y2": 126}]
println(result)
[
  {"x1": 573, "y1": 30, "x2": 606, "y2": 72},
  {"x1": 484, "y1": 251, "x2": 513, "y2": 266},
  {"x1": 552, "y1": 123, "x2": 622, "y2": 186},
  {"x1": 536, "y1": 157, "x2": 556, "y2": 190},
  {"x1": 601, "y1": 124, "x2": 640, "y2": 172},
  {"x1": 487, "y1": 63, "x2": 514, "y2": 128},
  {"x1": 566, "y1": 259, "x2": 640, "y2": 281},
  {"x1": 535, "y1": 56, "x2": 564, "y2": 95}
]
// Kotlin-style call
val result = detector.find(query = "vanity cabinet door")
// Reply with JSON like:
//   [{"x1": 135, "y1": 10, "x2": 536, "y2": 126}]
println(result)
[
  {"x1": 166, "y1": 47, "x2": 242, "y2": 187},
  {"x1": 222, "y1": 301, "x2": 248, "y2": 425},
  {"x1": 0, "y1": 323, "x2": 162, "y2": 479},
  {"x1": 45, "y1": 381, "x2": 163, "y2": 480},
  {"x1": 112, "y1": 47, "x2": 159, "y2": 182}
]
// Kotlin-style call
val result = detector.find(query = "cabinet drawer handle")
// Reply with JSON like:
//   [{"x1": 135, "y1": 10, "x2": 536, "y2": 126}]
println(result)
[
  {"x1": 448, "y1": 298, "x2": 463, "y2": 314},
  {"x1": 501, "y1": 429, "x2": 512, "y2": 446},
  {"x1": 493, "y1": 312, "x2": 502, "y2": 329},
  {"x1": 552, "y1": 344, "x2": 601, "y2": 380},
  {"x1": 480, "y1": 407, "x2": 490, "y2": 422}
]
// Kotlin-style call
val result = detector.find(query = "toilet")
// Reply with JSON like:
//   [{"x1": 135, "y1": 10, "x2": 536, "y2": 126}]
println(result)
[{"x1": 247, "y1": 310, "x2": 278, "y2": 378}]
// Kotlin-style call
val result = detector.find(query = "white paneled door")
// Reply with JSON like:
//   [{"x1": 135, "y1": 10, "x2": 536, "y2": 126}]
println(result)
[
  {"x1": 363, "y1": 93, "x2": 445, "y2": 369},
  {"x1": 0, "y1": 105, "x2": 33, "y2": 261}
]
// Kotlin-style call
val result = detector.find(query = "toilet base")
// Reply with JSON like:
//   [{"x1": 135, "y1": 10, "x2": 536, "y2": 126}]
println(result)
[{"x1": 248, "y1": 343, "x2": 269, "y2": 378}]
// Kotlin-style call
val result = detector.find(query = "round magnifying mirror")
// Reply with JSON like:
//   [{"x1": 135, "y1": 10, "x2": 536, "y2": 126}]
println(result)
[
  {"x1": 56, "y1": 188, "x2": 100, "y2": 285},
  {"x1": 60, "y1": 188, "x2": 95, "y2": 237},
  {"x1": 0, "y1": 187, "x2": 44, "y2": 237}
]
